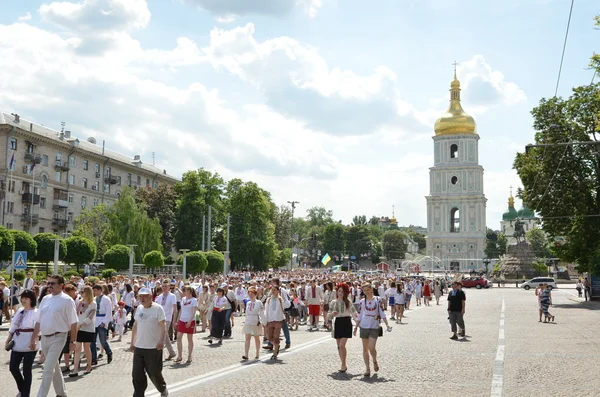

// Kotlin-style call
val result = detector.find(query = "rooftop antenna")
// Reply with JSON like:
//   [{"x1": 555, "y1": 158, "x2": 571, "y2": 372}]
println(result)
[
  {"x1": 60, "y1": 122, "x2": 66, "y2": 133},
  {"x1": 152, "y1": 152, "x2": 156, "y2": 166}
]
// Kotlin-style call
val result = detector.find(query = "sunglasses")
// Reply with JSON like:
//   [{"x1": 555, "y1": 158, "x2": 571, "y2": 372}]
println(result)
[{"x1": 46, "y1": 282, "x2": 57, "y2": 286}]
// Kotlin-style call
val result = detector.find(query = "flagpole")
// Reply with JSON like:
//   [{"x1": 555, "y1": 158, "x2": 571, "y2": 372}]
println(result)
[
  {"x1": 7, "y1": 154, "x2": 14, "y2": 228},
  {"x1": 30, "y1": 162, "x2": 35, "y2": 231}
]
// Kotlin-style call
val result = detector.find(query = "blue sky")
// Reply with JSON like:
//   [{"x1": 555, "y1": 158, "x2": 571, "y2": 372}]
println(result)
[{"x1": 0, "y1": 0, "x2": 597, "y2": 228}]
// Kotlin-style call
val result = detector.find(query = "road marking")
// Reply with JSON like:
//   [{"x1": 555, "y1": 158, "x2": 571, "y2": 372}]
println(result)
[
  {"x1": 490, "y1": 298, "x2": 505, "y2": 397},
  {"x1": 146, "y1": 335, "x2": 331, "y2": 396}
]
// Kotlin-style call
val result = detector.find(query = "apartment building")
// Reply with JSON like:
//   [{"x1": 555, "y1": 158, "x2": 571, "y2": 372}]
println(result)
[{"x1": 0, "y1": 112, "x2": 179, "y2": 235}]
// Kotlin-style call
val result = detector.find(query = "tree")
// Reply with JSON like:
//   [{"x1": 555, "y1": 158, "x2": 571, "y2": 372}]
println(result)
[
  {"x1": 382, "y1": 230, "x2": 407, "y2": 260},
  {"x1": 107, "y1": 187, "x2": 162, "y2": 262},
  {"x1": 226, "y1": 179, "x2": 278, "y2": 270},
  {"x1": 176, "y1": 251, "x2": 208, "y2": 274},
  {"x1": 174, "y1": 169, "x2": 225, "y2": 251},
  {"x1": 368, "y1": 216, "x2": 380, "y2": 225},
  {"x1": 103, "y1": 244, "x2": 130, "y2": 271},
  {"x1": 0, "y1": 226, "x2": 15, "y2": 260},
  {"x1": 73, "y1": 204, "x2": 111, "y2": 260},
  {"x1": 345, "y1": 225, "x2": 371, "y2": 261},
  {"x1": 9, "y1": 230, "x2": 37, "y2": 258},
  {"x1": 322, "y1": 223, "x2": 345, "y2": 259},
  {"x1": 205, "y1": 250, "x2": 224, "y2": 274},
  {"x1": 351, "y1": 215, "x2": 368, "y2": 226},
  {"x1": 143, "y1": 250, "x2": 164, "y2": 269},
  {"x1": 136, "y1": 184, "x2": 178, "y2": 254},
  {"x1": 405, "y1": 230, "x2": 427, "y2": 251},
  {"x1": 273, "y1": 205, "x2": 292, "y2": 251},
  {"x1": 484, "y1": 228, "x2": 508, "y2": 259},
  {"x1": 33, "y1": 233, "x2": 66, "y2": 263},
  {"x1": 274, "y1": 248, "x2": 292, "y2": 268},
  {"x1": 65, "y1": 236, "x2": 97, "y2": 272},
  {"x1": 526, "y1": 228, "x2": 552, "y2": 259},
  {"x1": 514, "y1": 82, "x2": 600, "y2": 273},
  {"x1": 305, "y1": 206, "x2": 334, "y2": 228}
]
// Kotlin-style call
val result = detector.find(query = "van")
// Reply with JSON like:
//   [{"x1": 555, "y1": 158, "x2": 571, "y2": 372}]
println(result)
[{"x1": 520, "y1": 277, "x2": 557, "y2": 291}]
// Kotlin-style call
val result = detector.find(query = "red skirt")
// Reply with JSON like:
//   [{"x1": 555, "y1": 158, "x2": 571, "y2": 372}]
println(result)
[{"x1": 177, "y1": 320, "x2": 195, "y2": 334}]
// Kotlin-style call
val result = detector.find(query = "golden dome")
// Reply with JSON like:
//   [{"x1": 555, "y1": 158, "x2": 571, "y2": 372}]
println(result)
[{"x1": 434, "y1": 72, "x2": 477, "y2": 136}]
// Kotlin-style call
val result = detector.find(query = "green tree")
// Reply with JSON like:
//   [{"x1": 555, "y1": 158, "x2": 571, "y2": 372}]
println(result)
[
  {"x1": 345, "y1": 225, "x2": 371, "y2": 261},
  {"x1": 65, "y1": 236, "x2": 97, "y2": 272},
  {"x1": 526, "y1": 228, "x2": 552, "y2": 259},
  {"x1": 226, "y1": 179, "x2": 278, "y2": 270},
  {"x1": 514, "y1": 82, "x2": 600, "y2": 273},
  {"x1": 305, "y1": 206, "x2": 334, "y2": 228},
  {"x1": 368, "y1": 216, "x2": 380, "y2": 225},
  {"x1": 143, "y1": 250, "x2": 164, "y2": 269},
  {"x1": 107, "y1": 187, "x2": 162, "y2": 262},
  {"x1": 351, "y1": 215, "x2": 368, "y2": 226},
  {"x1": 205, "y1": 250, "x2": 224, "y2": 274},
  {"x1": 0, "y1": 226, "x2": 15, "y2": 260},
  {"x1": 370, "y1": 236, "x2": 383, "y2": 264},
  {"x1": 405, "y1": 230, "x2": 427, "y2": 251},
  {"x1": 176, "y1": 251, "x2": 208, "y2": 274},
  {"x1": 33, "y1": 233, "x2": 66, "y2": 263},
  {"x1": 484, "y1": 228, "x2": 508, "y2": 259},
  {"x1": 322, "y1": 223, "x2": 345, "y2": 259},
  {"x1": 382, "y1": 230, "x2": 407, "y2": 260},
  {"x1": 103, "y1": 244, "x2": 130, "y2": 271},
  {"x1": 274, "y1": 248, "x2": 292, "y2": 268},
  {"x1": 273, "y1": 205, "x2": 292, "y2": 251},
  {"x1": 9, "y1": 230, "x2": 37, "y2": 258},
  {"x1": 136, "y1": 184, "x2": 178, "y2": 254},
  {"x1": 174, "y1": 169, "x2": 225, "y2": 251},
  {"x1": 291, "y1": 218, "x2": 311, "y2": 243},
  {"x1": 73, "y1": 204, "x2": 111, "y2": 260}
]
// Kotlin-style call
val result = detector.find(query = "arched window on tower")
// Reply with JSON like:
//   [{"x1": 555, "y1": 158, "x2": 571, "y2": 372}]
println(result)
[
  {"x1": 450, "y1": 207, "x2": 460, "y2": 233},
  {"x1": 450, "y1": 144, "x2": 458, "y2": 159}
]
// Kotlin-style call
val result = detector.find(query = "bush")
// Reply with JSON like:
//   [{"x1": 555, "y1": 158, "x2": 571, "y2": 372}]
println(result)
[
  {"x1": 164, "y1": 255, "x2": 175, "y2": 265},
  {"x1": 33, "y1": 233, "x2": 67, "y2": 263},
  {"x1": 143, "y1": 251, "x2": 164, "y2": 269},
  {"x1": 104, "y1": 245, "x2": 131, "y2": 271},
  {"x1": 0, "y1": 226, "x2": 15, "y2": 260},
  {"x1": 13, "y1": 270, "x2": 26, "y2": 282},
  {"x1": 205, "y1": 250, "x2": 224, "y2": 274},
  {"x1": 87, "y1": 276, "x2": 100, "y2": 285},
  {"x1": 101, "y1": 269, "x2": 117, "y2": 279},
  {"x1": 64, "y1": 270, "x2": 81, "y2": 278},
  {"x1": 176, "y1": 251, "x2": 208, "y2": 274}
]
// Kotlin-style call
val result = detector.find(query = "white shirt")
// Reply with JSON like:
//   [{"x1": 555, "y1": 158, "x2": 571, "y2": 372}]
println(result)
[
  {"x1": 179, "y1": 297, "x2": 197, "y2": 322},
  {"x1": 122, "y1": 291, "x2": 135, "y2": 307},
  {"x1": 9, "y1": 308, "x2": 39, "y2": 352},
  {"x1": 134, "y1": 302, "x2": 166, "y2": 349},
  {"x1": 155, "y1": 292, "x2": 177, "y2": 321},
  {"x1": 305, "y1": 285, "x2": 323, "y2": 305},
  {"x1": 23, "y1": 278, "x2": 34, "y2": 290},
  {"x1": 37, "y1": 292, "x2": 78, "y2": 335},
  {"x1": 95, "y1": 295, "x2": 113, "y2": 327},
  {"x1": 235, "y1": 287, "x2": 247, "y2": 301},
  {"x1": 264, "y1": 296, "x2": 285, "y2": 323},
  {"x1": 76, "y1": 301, "x2": 97, "y2": 333},
  {"x1": 245, "y1": 300, "x2": 264, "y2": 326},
  {"x1": 357, "y1": 297, "x2": 386, "y2": 330}
]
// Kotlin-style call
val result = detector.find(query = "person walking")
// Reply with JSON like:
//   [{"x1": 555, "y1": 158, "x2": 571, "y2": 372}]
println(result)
[
  {"x1": 242, "y1": 287, "x2": 263, "y2": 360},
  {"x1": 174, "y1": 286, "x2": 197, "y2": 363},
  {"x1": 155, "y1": 281, "x2": 177, "y2": 360},
  {"x1": 30, "y1": 275, "x2": 78, "y2": 397},
  {"x1": 6, "y1": 289, "x2": 38, "y2": 397},
  {"x1": 328, "y1": 283, "x2": 357, "y2": 373},
  {"x1": 447, "y1": 281, "x2": 466, "y2": 340},
  {"x1": 70, "y1": 286, "x2": 96, "y2": 377},
  {"x1": 130, "y1": 287, "x2": 169, "y2": 397},
  {"x1": 264, "y1": 285, "x2": 286, "y2": 360},
  {"x1": 91, "y1": 284, "x2": 113, "y2": 365}
]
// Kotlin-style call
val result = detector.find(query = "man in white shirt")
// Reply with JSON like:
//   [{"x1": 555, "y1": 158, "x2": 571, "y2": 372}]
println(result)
[
  {"x1": 30, "y1": 275, "x2": 78, "y2": 397},
  {"x1": 155, "y1": 281, "x2": 177, "y2": 360},
  {"x1": 23, "y1": 272, "x2": 34, "y2": 290},
  {"x1": 130, "y1": 288, "x2": 168, "y2": 397},
  {"x1": 91, "y1": 285, "x2": 113, "y2": 365},
  {"x1": 305, "y1": 280, "x2": 323, "y2": 330}
]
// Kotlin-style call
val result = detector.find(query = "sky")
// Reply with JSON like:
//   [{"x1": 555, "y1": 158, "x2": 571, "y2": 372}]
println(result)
[{"x1": 0, "y1": 0, "x2": 597, "y2": 228}]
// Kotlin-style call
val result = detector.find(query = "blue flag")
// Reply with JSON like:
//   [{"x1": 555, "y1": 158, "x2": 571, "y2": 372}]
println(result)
[{"x1": 9, "y1": 153, "x2": 14, "y2": 169}]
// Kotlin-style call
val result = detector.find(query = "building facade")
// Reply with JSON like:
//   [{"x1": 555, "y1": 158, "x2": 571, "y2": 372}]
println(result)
[
  {"x1": 501, "y1": 191, "x2": 538, "y2": 245},
  {"x1": 0, "y1": 112, "x2": 178, "y2": 235},
  {"x1": 425, "y1": 72, "x2": 487, "y2": 272}
]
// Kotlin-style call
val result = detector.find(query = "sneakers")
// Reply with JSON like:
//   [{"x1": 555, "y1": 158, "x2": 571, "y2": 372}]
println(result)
[
  {"x1": 160, "y1": 389, "x2": 169, "y2": 397},
  {"x1": 450, "y1": 334, "x2": 459, "y2": 340},
  {"x1": 458, "y1": 331, "x2": 465, "y2": 337}
]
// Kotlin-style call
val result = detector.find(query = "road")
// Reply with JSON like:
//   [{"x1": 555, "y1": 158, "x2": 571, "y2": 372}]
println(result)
[{"x1": 1, "y1": 287, "x2": 598, "y2": 397}]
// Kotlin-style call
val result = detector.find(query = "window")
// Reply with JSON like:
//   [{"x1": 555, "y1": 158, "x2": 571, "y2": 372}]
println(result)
[
  {"x1": 104, "y1": 184, "x2": 110, "y2": 194},
  {"x1": 93, "y1": 181, "x2": 99, "y2": 191},
  {"x1": 83, "y1": 160, "x2": 88, "y2": 170},
  {"x1": 451, "y1": 176, "x2": 458, "y2": 185},
  {"x1": 40, "y1": 175, "x2": 47, "y2": 188},
  {"x1": 450, "y1": 207, "x2": 460, "y2": 233},
  {"x1": 56, "y1": 172, "x2": 61, "y2": 182},
  {"x1": 10, "y1": 138, "x2": 17, "y2": 150},
  {"x1": 69, "y1": 155, "x2": 76, "y2": 167},
  {"x1": 105, "y1": 167, "x2": 111, "y2": 177},
  {"x1": 81, "y1": 196, "x2": 87, "y2": 209},
  {"x1": 67, "y1": 214, "x2": 73, "y2": 223},
  {"x1": 38, "y1": 227, "x2": 44, "y2": 233},
  {"x1": 95, "y1": 163, "x2": 100, "y2": 173},
  {"x1": 82, "y1": 177, "x2": 88, "y2": 188},
  {"x1": 9, "y1": 159, "x2": 16, "y2": 171},
  {"x1": 68, "y1": 174, "x2": 75, "y2": 185},
  {"x1": 93, "y1": 198, "x2": 99, "y2": 207},
  {"x1": 153, "y1": 181, "x2": 158, "y2": 189},
  {"x1": 26, "y1": 142, "x2": 34, "y2": 153},
  {"x1": 116, "y1": 192, "x2": 121, "y2": 199},
  {"x1": 146, "y1": 178, "x2": 150, "y2": 187},
  {"x1": 42, "y1": 155, "x2": 48, "y2": 166},
  {"x1": 7, "y1": 223, "x2": 13, "y2": 230},
  {"x1": 40, "y1": 197, "x2": 46, "y2": 209},
  {"x1": 7, "y1": 202, "x2": 14, "y2": 213},
  {"x1": 23, "y1": 205, "x2": 30, "y2": 215},
  {"x1": 8, "y1": 180, "x2": 15, "y2": 192},
  {"x1": 68, "y1": 192, "x2": 74, "y2": 203},
  {"x1": 450, "y1": 144, "x2": 458, "y2": 159},
  {"x1": 127, "y1": 173, "x2": 132, "y2": 186},
  {"x1": 117, "y1": 176, "x2": 122, "y2": 186},
  {"x1": 137, "y1": 175, "x2": 141, "y2": 185},
  {"x1": 56, "y1": 152, "x2": 62, "y2": 165}
]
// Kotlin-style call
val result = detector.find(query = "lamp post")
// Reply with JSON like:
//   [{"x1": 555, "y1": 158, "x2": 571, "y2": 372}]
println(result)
[
  {"x1": 287, "y1": 201, "x2": 299, "y2": 270},
  {"x1": 180, "y1": 249, "x2": 190, "y2": 280},
  {"x1": 223, "y1": 213, "x2": 230, "y2": 276},
  {"x1": 52, "y1": 238, "x2": 60, "y2": 275},
  {"x1": 127, "y1": 245, "x2": 137, "y2": 279},
  {"x1": 483, "y1": 257, "x2": 491, "y2": 275}
]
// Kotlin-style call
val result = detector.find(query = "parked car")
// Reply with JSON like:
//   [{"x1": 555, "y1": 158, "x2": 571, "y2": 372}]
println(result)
[
  {"x1": 520, "y1": 277, "x2": 557, "y2": 291},
  {"x1": 461, "y1": 277, "x2": 491, "y2": 289}
]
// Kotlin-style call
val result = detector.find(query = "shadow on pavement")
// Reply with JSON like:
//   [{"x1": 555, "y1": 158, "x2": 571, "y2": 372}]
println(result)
[
  {"x1": 555, "y1": 302, "x2": 600, "y2": 311},
  {"x1": 326, "y1": 372, "x2": 362, "y2": 381},
  {"x1": 358, "y1": 374, "x2": 395, "y2": 383}
]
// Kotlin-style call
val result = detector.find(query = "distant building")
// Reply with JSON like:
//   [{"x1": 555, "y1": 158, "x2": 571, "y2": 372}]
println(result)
[
  {"x1": 0, "y1": 112, "x2": 178, "y2": 235},
  {"x1": 500, "y1": 191, "x2": 538, "y2": 245}
]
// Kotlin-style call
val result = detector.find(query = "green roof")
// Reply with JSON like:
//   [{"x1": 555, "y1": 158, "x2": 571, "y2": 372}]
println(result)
[
  {"x1": 502, "y1": 207, "x2": 518, "y2": 221},
  {"x1": 517, "y1": 205, "x2": 535, "y2": 219}
]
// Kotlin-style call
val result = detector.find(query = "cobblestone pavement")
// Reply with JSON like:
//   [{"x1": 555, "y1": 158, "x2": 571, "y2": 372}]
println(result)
[{"x1": 1, "y1": 287, "x2": 599, "y2": 397}]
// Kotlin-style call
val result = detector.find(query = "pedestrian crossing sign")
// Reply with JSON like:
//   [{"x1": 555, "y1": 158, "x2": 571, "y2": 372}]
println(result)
[{"x1": 13, "y1": 251, "x2": 27, "y2": 270}]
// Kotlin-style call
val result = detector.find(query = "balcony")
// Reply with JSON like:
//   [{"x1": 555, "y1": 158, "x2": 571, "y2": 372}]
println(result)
[
  {"x1": 24, "y1": 153, "x2": 42, "y2": 164},
  {"x1": 104, "y1": 175, "x2": 118, "y2": 184},
  {"x1": 21, "y1": 214, "x2": 39, "y2": 225},
  {"x1": 53, "y1": 189, "x2": 69, "y2": 208},
  {"x1": 21, "y1": 192, "x2": 40, "y2": 204},
  {"x1": 54, "y1": 159, "x2": 69, "y2": 171},
  {"x1": 52, "y1": 218, "x2": 68, "y2": 228}
]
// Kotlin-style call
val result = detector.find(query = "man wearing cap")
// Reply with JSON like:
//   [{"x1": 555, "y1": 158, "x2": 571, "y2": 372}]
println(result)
[{"x1": 130, "y1": 287, "x2": 169, "y2": 397}]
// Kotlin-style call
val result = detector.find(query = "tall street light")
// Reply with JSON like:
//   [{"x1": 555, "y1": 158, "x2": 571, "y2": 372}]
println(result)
[
  {"x1": 180, "y1": 249, "x2": 190, "y2": 280},
  {"x1": 52, "y1": 238, "x2": 60, "y2": 274},
  {"x1": 287, "y1": 201, "x2": 299, "y2": 270},
  {"x1": 127, "y1": 245, "x2": 137, "y2": 279}
]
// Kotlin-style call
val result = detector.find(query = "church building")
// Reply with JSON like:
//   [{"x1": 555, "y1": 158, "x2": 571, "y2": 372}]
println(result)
[
  {"x1": 425, "y1": 70, "x2": 487, "y2": 272},
  {"x1": 501, "y1": 189, "x2": 538, "y2": 245}
]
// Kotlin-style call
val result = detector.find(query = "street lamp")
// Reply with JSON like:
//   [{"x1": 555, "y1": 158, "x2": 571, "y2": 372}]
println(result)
[
  {"x1": 180, "y1": 249, "x2": 190, "y2": 280},
  {"x1": 127, "y1": 245, "x2": 137, "y2": 279},
  {"x1": 483, "y1": 257, "x2": 491, "y2": 275},
  {"x1": 287, "y1": 201, "x2": 299, "y2": 270},
  {"x1": 52, "y1": 238, "x2": 60, "y2": 275}
]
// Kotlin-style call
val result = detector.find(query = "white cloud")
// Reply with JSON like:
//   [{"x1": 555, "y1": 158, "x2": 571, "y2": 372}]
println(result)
[
  {"x1": 182, "y1": 0, "x2": 323, "y2": 20},
  {"x1": 18, "y1": 12, "x2": 32, "y2": 21}
]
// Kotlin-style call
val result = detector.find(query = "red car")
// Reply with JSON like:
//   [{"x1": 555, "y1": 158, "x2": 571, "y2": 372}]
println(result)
[{"x1": 461, "y1": 277, "x2": 490, "y2": 289}]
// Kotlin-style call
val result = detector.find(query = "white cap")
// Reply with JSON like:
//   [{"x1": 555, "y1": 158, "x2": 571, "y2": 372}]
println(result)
[{"x1": 138, "y1": 287, "x2": 152, "y2": 295}]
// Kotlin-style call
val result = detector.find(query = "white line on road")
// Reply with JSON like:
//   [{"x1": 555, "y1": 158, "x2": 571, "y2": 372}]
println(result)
[
  {"x1": 491, "y1": 298, "x2": 505, "y2": 397},
  {"x1": 146, "y1": 335, "x2": 331, "y2": 396}
]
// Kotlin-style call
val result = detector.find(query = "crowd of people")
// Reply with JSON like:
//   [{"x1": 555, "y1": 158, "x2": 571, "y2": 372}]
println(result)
[{"x1": 2, "y1": 269, "x2": 467, "y2": 397}]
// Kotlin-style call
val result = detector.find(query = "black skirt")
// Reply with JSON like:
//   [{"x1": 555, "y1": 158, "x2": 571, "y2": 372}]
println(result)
[
  {"x1": 333, "y1": 316, "x2": 352, "y2": 339},
  {"x1": 77, "y1": 330, "x2": 95, "y2": 343}
]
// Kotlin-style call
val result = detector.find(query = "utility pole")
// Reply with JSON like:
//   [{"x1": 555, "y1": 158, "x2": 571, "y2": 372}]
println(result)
[
  {"x1": 127, "y1": 244, "x2": 137, "y2": 279},
  {"x1": 223, "y1": 213, "x2": 230, "y2": 276},
  {"x1": 207, "y1": 206, "x2": 212, "y2": 251},
  {"x1": 180, "y1": 249, "x2": 190, "y2": 280},
  {"x1": 287, "y1": 201, "x2": 299, "y2": 270},
  {"x1": 201, "y1": 215, "x2": 206, "y2": 251}
]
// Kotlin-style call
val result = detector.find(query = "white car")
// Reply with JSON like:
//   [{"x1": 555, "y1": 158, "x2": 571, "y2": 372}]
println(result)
[{"x1": 520, "y1": 277, "x2": 557, "y2": 291}]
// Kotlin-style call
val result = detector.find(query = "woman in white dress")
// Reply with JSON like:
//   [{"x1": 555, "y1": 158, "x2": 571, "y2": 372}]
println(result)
[
  {"x1": 71, "y1": 286, "x2": 96, "y2": 377},
  {"x1": 242, "y1": 287, "x2": 264, "y2": 360}
]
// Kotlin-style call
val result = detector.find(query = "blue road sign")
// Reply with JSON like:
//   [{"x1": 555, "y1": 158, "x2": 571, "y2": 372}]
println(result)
[{"x1": 13, "y1": 251, "x2": 27, "y2": 270}]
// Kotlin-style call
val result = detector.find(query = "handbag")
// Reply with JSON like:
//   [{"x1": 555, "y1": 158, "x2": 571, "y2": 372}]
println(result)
[
  {"x1": 376, "y1": 297, "x2": 383, "y2": 337},
  {"x1": 5, "y1": 339, "x2": 14, "y2": 351}
]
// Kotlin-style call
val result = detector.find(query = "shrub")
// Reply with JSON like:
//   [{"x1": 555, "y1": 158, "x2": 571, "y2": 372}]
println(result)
[
  {"x1": 101, "y1": 269, "x2": 118, "y2": 279},
  {"x1": 64, "y1": 270, "x2": 81, "y2": 278},
  {"x1": 176, "y1": 251, "x2": 208, "y2": 274},
  {"x1": 143, "y1": 251, "x2": 164, "y2": 269},
  {"x1": 104, "y1": 245, "x2": 131, "y2": 271},
  {"x1": 205, "y1": 250, "x2": 224, "y2": 274}
]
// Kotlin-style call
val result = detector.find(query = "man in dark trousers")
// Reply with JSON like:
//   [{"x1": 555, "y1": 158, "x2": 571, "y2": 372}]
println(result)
[{"x1": 447, "y1": 281, "x2": 466, "y2": 340}]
